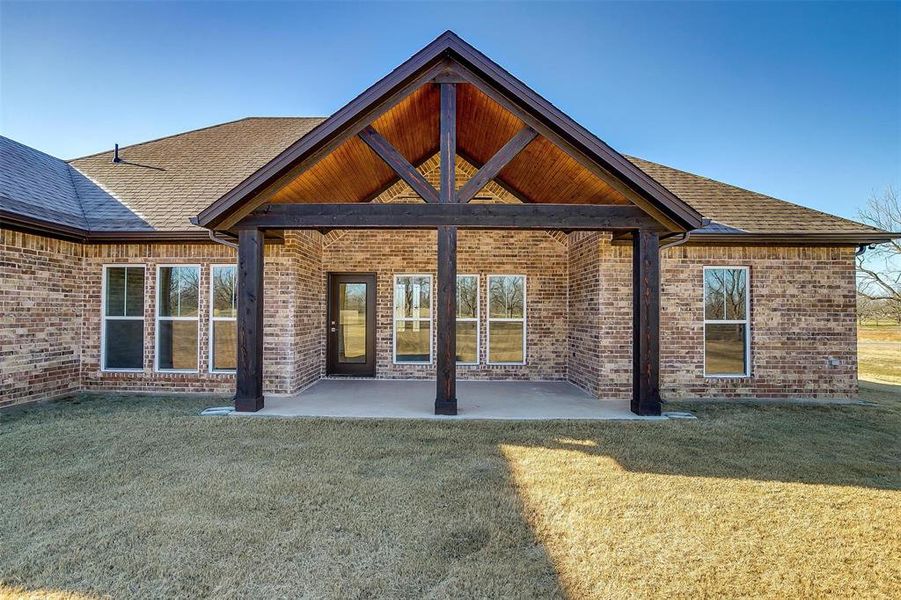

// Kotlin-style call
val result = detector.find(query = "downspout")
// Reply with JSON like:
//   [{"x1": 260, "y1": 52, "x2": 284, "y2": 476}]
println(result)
[
  {"x1": 855, "y1": 243, "x2": 875, "y2": 256},
  {"x1": 659, "y1": 231, "x2": 691, "y2": 250},
  {"x1": 208, "y1": 229, "x2": 239, "y2": 250}
]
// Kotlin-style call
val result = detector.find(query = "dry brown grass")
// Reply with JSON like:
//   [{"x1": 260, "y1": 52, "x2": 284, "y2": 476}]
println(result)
[
  {"x1": 2, "y1": 388, "x2": 899, "y2": 599},
  {"x1": 859, "y1": 324, "x2": 901, "y2": 384}
]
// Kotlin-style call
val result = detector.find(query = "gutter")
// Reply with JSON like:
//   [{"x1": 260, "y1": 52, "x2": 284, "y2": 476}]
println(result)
[{"x1": 659, "y1": 231, "x2": 691, "y2": 250}]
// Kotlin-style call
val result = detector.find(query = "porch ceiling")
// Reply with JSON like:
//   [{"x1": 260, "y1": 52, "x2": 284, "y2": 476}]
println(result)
[{"x1": 268, "y1": 83, "x2": 632, "y2": 206}]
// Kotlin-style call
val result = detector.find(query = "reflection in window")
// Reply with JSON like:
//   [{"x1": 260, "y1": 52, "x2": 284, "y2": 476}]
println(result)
[
  {"x1": 210, "y1": 265, "x2": 237, "y2": 372},
  {"x1": 338, "y1": 282, "x2": 367, "y2": 364},
  {"x1": 394, "y1": 275, "x2": 432, "y2": 363},
  {"x1": 157, "y1": 265, "x2": 200, "y2": 371},
  {"x1": 102, "y1": 266, "x2": 145, "y2": 370},
  {"x1": 488, "y1": 275, "x2": 526, "y2": 364},
  {"x1": 456, "y1": 275, "x2": 479, "y2": 364},
  {"x1": 704, "y1": 267, "x2": 750, "y2": 376}
]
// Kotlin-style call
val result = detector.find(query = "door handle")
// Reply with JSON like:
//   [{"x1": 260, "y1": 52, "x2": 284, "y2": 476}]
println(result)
[{"x1": 330, "y1": 327, "x2": 337, "y2": 333}]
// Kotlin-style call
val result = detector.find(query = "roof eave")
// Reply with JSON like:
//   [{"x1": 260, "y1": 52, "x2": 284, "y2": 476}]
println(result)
[{"x1": 686, "y1": 232, "x2": 901, "y2": 246}]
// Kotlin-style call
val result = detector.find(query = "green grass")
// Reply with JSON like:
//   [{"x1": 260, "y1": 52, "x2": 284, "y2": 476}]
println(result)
[{"x1": 2, "y1": 388, "x2": 899, "y2": 599}]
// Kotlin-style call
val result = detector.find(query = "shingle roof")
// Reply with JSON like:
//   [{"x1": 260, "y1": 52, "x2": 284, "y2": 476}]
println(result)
[
  {"x1": 1, "y1": 117, "x2": 891, "y2": 241},
  {"x1": 69, "y1": 117, "x2": 324, "y2": 231},
  {"x1": 1, "y1": 136, "x2": 90, "y2": 230},
  {"x1": 625, "y1": 156, "x2": 886, "y2": 235}
]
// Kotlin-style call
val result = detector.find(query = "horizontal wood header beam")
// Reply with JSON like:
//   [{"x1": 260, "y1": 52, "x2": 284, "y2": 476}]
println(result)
[{"x1": 235, "y1": 203, "x2": 667, "y2": 231}]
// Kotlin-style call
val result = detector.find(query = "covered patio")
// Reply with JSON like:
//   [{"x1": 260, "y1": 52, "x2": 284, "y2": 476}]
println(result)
[{"x1": 193, "y1": 32, "x2": 706, "y2": 416}]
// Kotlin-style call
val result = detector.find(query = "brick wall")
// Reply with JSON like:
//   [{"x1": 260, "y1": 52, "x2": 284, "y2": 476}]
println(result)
[
  {"x1": 322, "y1": 229, "x2": 569, "y2": 380},
  {"x1": 571, "y1": 238, "x2": 858, "y2": 399},
  {"x1": 660, "y1": 245, "x2": 858, "y2": 398},
  {"x1": 0, "y1": 230, "x2": 85, "y2": 406},
  {"x1": 567, "y1": 232, "x2": 634, "y2": 400},
  {"x1": 0, "y1": 225, "x2": 859, "y2": 408},
  {"x1": 77, "y1": 232, "x2": 324, "y2": 396}
]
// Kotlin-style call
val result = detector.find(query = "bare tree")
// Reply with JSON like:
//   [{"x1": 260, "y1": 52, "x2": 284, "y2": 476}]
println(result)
[{"x1": 857, "y1": 186, "x2": 900, "y2": 318}]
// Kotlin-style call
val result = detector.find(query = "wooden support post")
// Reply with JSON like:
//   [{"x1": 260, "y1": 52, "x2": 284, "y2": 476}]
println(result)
[
  {"x1": 235, "y1": 228, "x2": 265, "y2": 412},
  {"x1": 632, "y1": 229, "x2": 662, "y2": 416},
  {"x1": 436, "y1": 225, "x2": 457, "y2": 414},
  {"x1": 435, "y1": 82, "x2": 458, "y2": 415}
]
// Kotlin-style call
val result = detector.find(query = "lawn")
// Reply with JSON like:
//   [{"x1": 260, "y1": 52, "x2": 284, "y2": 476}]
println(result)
[
  {"x1": 858, "y1": 323, "x2": 901, "y2": 384},
  {"x1": 2, "y1": 388, "x2": 899, "y2": 599}
]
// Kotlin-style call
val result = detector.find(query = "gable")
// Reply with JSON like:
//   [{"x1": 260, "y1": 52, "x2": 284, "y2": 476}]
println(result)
[{"x1": 194, "y1": 31, "x2": 706, "y2": 232}]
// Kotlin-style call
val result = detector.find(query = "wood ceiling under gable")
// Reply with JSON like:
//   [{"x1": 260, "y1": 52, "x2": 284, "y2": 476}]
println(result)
[{"x1": 269, "y1": 83, "x2": 630, "y2": 205}]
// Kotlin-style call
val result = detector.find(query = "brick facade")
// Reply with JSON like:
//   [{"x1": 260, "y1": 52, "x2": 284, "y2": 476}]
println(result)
[
  {"x1": 1, "y1": 230, "x2": 85, "y2": 406},
  {"x1": 323, "y1": 229, "x2": 569, "y2": 381},
  {"x1": 659, "y1": 245, "x2": 858, "y2": 398},
  {"x1": 0, "y1": 225, "x2": 859, "y2": 408}
]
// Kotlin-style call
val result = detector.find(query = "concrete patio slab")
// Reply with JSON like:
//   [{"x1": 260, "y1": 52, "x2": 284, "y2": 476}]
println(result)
[{"x1": 234, "y1": 379, "x2": 668, "y2": 420}]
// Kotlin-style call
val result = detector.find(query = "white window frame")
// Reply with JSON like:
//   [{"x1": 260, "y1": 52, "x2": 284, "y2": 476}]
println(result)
[
  {"x1": 209, "y1": 264, "x2": 237, "y2": 374},
  {"x1": 392, "y1": 273, "x2": 433, "y2": 365},
  {"x1": 702, "y1": 266, "x2": 751, "y2": 378},
  {"x1": 155, "y1": 264, "x2": 201, "y2": 373},
  {"x1": 456, "y1": 274, "x2": 480, "y2": 366},
  {"x1": 100, "y1": 264, "x2": 146, "y2": 372},
  {"x1": 487, "y1": 274, "x2": 527, "y2": 366}
]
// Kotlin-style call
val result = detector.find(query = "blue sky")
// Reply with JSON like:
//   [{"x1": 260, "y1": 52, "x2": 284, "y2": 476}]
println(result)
[{"x1": 1, "y1": 1, "x2": 899, "y2": 222}]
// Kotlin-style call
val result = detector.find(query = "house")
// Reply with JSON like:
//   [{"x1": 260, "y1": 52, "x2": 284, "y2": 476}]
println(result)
[{"x1": 1, "y1": 32, "x2": 896, "y2": 415}]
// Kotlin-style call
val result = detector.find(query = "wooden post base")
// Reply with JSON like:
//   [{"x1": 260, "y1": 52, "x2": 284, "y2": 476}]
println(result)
[
  {"x1": 434, "y1": 399, "x2": 458, "y2": 416},
  {"x1": 234, "y1": 395, "x2": 264, "y2": 413}
]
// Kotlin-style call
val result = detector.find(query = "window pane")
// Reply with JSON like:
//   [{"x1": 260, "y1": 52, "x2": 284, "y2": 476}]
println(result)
[
  {"x1": 159, "y1": 266, "x2": 199, "y2": 317},
  {"x1": 704, "y1": 269, "x2": 726, "y2": 320},
  {"x1": 456, "y1": 320, "x2": 478, "y2": 363},
  {"x1": 394, "y1": 276, "x2": 431, "y2": 319},
  {"x1": 705, "y1": 323, "x2": 747, "y2": 375},
  {"x1": 212, "y1": 266, "x2": 237, "y2": 318},
  {"x1": 724, "y1": 269, "x2": 747, "y2": 320},
  {"x1": 457, "y1": 275, "x2": 478, "y2": 319},
  {"x1": 489, "y1": 276, "x2": 524, "y2": 318},
  {"x1": 338, "y1": 282, "x2": 367, "y2": 364},
  {"x1": 395, "y1": 320, "x2": 431, "y2": 362},
  {"x1": 125, "y1": 268, "x2": 145, "y2": 317},
  {"x1": 158, "y1": 320, "x2": 198, "y2": 370},
  {"x1": 105, "y1": 268, "x2": 126, "y2": 316},
  {"x1": 104, "y1": 320, "x2": 143, "y2": 369},
  {"x1": 490, "y1": 321, "x2": 524, "y2": 363},
  {"x1": 212, "y1": 320, "x2": 237, "y2": 371}
]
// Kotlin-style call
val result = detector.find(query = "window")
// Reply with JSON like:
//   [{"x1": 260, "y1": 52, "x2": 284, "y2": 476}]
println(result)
[
  {"x1": 487, "y1": 275, "x2": 526, "y2": 364},
  {"x1": 703, "y1": 267, "x2": 750, "y2": 377},
  {"x1": 210, "y1": 265, "x2": 237, "y2": 372},
  {"x1": 156, "y1": 265, "x2": 200, "y2": 371},
  {"x1": 394, "y1": 274, "x2": 432, "y2": 363},
  {"x1": 456, "y1": 275, "x2": 479, "y2": 364},
  {"x1": 102, "y1": 265, "x2": 145, "y2": 370}
]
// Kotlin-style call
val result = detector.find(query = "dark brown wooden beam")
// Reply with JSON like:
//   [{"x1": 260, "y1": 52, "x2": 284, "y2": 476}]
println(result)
[
  {"x1": 456, "y1": 126, "x2": 537, "y2": 203},
  {"x1": 435, "y1": 225, "x2": 458, "y2": 414},
  {"x1": 238, "y1": 203, "x2": 666, "y2": 231},
  {"x1": 439, "y1": 83, "x2": 456, "y2": 205},
  {"x1": 435, "y1": 81, "x2": 458, "y2": 415},
  {"x1": 235, "y1": 228, "x2": 265, "y2": 412},
  {"x1": 358, "y1": 126, "x2": 439, "y2": 203},
  {"x1": 632, "y1": 229, "x2": 662, "y2": 416}
]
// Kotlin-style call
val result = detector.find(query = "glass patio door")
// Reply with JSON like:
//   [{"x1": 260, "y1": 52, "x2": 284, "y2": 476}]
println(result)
[{"x1": 327, "y1": 273, "x2": 376, "y2": 376}]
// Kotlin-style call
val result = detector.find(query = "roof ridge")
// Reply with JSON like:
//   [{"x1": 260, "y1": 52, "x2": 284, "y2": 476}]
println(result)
[
  {"x1": 67, "y1": 116, "x2": 325, "y2": 163},
  {"x1": 64, "y1": 163, "x2": 92, "y2": 230},
  {"x1": 626, "y1": 155, "x2": 884, "y2": 234}
]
